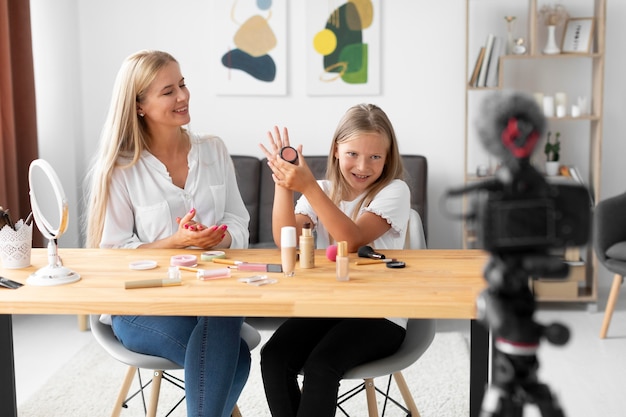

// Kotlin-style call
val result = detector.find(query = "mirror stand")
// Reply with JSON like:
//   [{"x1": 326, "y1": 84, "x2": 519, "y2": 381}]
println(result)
[{"x1": 27, "y1": 238, "x2": 80, "y2": 286}]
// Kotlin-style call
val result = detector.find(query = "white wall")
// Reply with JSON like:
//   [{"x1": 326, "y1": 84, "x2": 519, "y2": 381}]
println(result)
[{"x1": 29, "y1": 1, "x2": 626, "y2": 258}]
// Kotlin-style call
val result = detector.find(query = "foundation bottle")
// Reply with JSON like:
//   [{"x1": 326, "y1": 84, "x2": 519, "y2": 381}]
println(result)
[
  {"x1": 299, "y1": 222, "x2": 315, "y2": 269},
  {"x1": 336, "y1": 241, "x2": 349, "y2": 281}
]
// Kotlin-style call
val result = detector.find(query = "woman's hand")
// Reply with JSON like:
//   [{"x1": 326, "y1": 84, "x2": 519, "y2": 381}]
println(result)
[
  {"x1": 174, "y1": 208, "x2": 229, "y2": 249},
  {"x1": 259, "y1": 126, "x2": 317, "y2": 194}
]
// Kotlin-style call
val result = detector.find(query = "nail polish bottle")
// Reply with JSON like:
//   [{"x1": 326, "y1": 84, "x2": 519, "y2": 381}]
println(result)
[
  {"x1": 281, "y1": 226, "x2": 297, "y2": 277},
  {"x1": 299, "y1": 222, "x2": 315, "y2": 269},
  {"x1": 336, "y1": 241, "x2": 349, "y2": 281}
]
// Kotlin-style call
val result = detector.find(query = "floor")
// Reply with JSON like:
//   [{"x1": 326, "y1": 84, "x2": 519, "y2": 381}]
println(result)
[{"x1": 11, "y1": 281, "x2": 626, "y2": 417}]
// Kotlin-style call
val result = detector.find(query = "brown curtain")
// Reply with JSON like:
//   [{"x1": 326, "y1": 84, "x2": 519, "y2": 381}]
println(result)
[{"x1": 0, "y1": 0, "x2": 41, "y2": 246}]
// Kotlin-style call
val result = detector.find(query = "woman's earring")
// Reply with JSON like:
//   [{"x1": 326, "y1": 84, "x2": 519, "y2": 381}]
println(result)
[{"x1": 138, "y1": 112, "x2": 144, "y2": 117}]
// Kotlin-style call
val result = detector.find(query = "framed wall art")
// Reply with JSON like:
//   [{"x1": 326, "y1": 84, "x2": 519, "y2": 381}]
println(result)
[
  {"x1": 561, "y1": 17, "x2": 595, "y2": 54},
  {"x1": 212, "y1": 0, "x2": 287, "y2": 95},
  {"x1": 306, "y1": 0, "x2": 381, "y2": 96}
]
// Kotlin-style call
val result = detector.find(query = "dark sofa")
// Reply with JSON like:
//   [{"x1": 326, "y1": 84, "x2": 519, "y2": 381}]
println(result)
[{"x1": 231, "y1": 155, "x2": 428, "y2": 248}]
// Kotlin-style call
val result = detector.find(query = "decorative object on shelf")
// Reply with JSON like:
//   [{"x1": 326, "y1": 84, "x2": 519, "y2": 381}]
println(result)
[
  {"x1": 544, "y1": 131, "x2": 561, "y2": 176},
  {"x1": 504, "y1": 16, "x2": 516, "y2": 55},
  {"x1": 543, "y1": 25, "x2": 561, "y2": 54},
  {"x1": 555, "y1": 92, "x2": 567, "y2": 117},
  {"x1": 476, "y1": 164, "x2": 489, "y2": 177},
  {"x1": 577, "y1": 98, "x2": 587, "y2": 115},
  {"x1": 538, "y1": 4, "x2": 569, "y2": 55},
  {"x1": 513, "y1": 37, "x2": 527, "y2": 55},
  {"x1": 542, "y1": 95, "x2": 555, "y2": 117},
  {"x1": 562, "y1": 18, "x2": 595, "y2": 54}
]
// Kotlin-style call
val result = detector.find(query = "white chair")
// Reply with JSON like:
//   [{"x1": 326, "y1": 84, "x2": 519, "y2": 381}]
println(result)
[
  {"x1": 334, "y1": 209, "x2": 432, "y2": 416},
  {"x1": 89, "y1": 315, "x2": 261, "y2": 417},
  {"x1": 405, "y1": 208, "x2": 427, "y2": 250},
  {"x1": 337, "y1": 319, "x2": 436, "y2": 417}
]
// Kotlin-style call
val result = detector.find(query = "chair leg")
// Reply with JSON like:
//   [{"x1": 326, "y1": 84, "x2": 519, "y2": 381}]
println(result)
[
  {"x1": 363, "y1": 378, "x2": 379, "y2": 417},
  {"x1": 393, "y1": 371, "x2": 421, "y2": 417},
  {"x1": 146, "y1": 370, "x2": 164, "y2": 417},
  {"x1": 600, "y1": 274, "x2": 623, "y2": 338},
  {"x1": 231, "y1": 404, "x2": 243, "y2": 417},
  {"x1": 77, "y1": 314, "x2": 89, "y2": 331},
  {"x1": 111, "y1": 366, "x2": 137, "y2": 417}
]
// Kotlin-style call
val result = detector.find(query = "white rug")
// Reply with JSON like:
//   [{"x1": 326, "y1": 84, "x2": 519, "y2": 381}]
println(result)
[{"x1": 18, "y1": 330, "x2": 469, "y2": 417}]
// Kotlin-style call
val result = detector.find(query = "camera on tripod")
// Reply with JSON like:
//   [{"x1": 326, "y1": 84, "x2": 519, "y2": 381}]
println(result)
[
  {"x1": 447, "y1": 91, "x2": 593, "y2": 417},
  {"x1": 453, "y1": 91, "x2": 591, "y2": 259}
]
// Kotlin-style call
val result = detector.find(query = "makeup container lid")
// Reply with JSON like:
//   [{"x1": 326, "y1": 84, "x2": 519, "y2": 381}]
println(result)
[
  {"x1": 337, "y1": 241, "x2": 348, "y2": 257},
  {"x1": 281, "y1": 226, "x2": 296, "y2": 247}
]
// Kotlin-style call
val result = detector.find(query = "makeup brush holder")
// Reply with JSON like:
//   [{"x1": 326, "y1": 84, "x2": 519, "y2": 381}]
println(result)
[{"x1": 0, "y1": 221, "x2": 33, "y2": 269}]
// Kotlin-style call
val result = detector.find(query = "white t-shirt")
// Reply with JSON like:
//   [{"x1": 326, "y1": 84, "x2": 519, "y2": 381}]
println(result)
[
  {"x1": 100, "y1": 132, "x2": 250, "y2": 249},
  {"x1": 295, "y1": 179, "x2": 411, "y2": 249},
  {"x1": 294, "y1": 178, "x2": 411, "y2": 329}
]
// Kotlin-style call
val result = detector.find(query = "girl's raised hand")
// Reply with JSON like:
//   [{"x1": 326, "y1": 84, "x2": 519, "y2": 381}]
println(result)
[{"x1": 259, "y1": 125, "x2": 291, "y2": 160}]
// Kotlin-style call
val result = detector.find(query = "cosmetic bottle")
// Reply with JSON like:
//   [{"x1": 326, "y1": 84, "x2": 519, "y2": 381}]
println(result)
[
  {"x1": 299, "y1": 222, "x2": 315, "y2": 269},
  {"x1": 336, "y1": 241, "x2": 349, "y2": 281},
  {"x1": 281, "y1": 226, "x2": 297, "y2": 277}
]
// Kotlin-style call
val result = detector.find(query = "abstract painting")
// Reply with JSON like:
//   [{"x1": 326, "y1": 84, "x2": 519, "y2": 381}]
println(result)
[
  {"x1": 213, "y1": 0, "x2": 287, "y2": 95},
  {"x1": 306, "y1": 0, "x2": 381, "y2": 95}
]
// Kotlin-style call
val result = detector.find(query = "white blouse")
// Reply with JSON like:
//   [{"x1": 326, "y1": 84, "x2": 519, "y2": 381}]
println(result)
[
  {"x1": 294, "y1": 179, "x2": 411, "y2": 250},
  {"x1": 100, "y1": 132, "x2": 250, "y2": 249}
]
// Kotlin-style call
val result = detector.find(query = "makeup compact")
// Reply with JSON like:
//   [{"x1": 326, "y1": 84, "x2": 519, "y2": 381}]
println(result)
[{"x1": 280, "y1": 146, "x2": 299, "y2": 164}]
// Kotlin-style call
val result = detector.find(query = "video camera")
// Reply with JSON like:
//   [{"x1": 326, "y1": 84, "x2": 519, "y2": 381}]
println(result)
[
  {"x1": 471, "y1": 169, "x2": 590, "y2": 254},
  {"x1": 451, "y1": 91, "x2": 590, "y2": 256}
]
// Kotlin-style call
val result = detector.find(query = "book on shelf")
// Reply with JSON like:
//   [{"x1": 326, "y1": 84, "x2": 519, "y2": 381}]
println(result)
[
  {"x1": 485, "y1": 36, "x2": 504, "y2": 88},
  {"x1": 476, "y1": 33, "x2": 495, "y2": 87},
  {"x1": 469, "y1": 46, "x2": 485, "y2": 87}
]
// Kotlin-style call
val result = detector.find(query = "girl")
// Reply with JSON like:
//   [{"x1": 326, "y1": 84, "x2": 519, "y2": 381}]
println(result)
[{"x1": 258, "y1": 103, "x2": 411, "y2": 417}]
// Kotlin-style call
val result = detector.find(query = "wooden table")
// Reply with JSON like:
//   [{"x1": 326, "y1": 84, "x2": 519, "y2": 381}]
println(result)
[{"x1": 0, "y1": 248, "x2": 489, "y2": 416}]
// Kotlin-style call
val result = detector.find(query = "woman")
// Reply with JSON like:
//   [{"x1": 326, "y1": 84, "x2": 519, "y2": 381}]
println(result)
[
  {"x1": 85, "y1": 50, "x2": 250, "y2": 417},
  {"x1": 258, "y1": 104, "x2": 411, "y2": 417}
]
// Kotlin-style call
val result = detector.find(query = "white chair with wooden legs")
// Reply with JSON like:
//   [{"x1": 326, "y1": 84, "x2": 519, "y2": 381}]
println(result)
[
  {"x1": 333, "y1": 209, "x2": 434, "y2": 416},
  {"x1": 89, "y1": 315, "x2": 261, "y2": 417},
  {"x1": 336, "y1": 319, "x2": 436, "y2": 417}
]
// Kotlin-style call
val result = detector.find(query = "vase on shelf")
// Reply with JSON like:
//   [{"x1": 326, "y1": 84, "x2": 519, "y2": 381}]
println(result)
[
  {"x1": 543, "y1": 25, "x2": 560, "y2": 55},
  {"x1": 545, "y1": 161, "x2": 560, "y2": 176},
  {"x1": 504, "y1": 16, "x2": 516, "y2": 55}
]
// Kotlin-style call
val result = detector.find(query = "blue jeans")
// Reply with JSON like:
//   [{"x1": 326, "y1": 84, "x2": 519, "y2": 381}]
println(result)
[{"x1": 111, "y1": 315, "x2": 250, "y2": 417}]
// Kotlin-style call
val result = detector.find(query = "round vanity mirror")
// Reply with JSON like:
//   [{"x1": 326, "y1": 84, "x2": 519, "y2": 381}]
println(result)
[{"x1": 27, "y1": 159, "x2": 80, "y2": 286}]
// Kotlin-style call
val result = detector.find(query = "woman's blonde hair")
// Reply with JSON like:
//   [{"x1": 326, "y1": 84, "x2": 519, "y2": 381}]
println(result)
[
  {"x1": 84, "y1": 50, "x2": 179, "y2": 248},
  {"x1": 325, "y1": 103, "x2": 404, "y2": 219}
]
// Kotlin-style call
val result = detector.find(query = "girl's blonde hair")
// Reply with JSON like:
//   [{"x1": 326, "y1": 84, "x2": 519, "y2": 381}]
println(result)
[
  {"x1": 325, "y1": 103, "x2": 404, "y2": 219},
  {"x1": 84, "y1": 50, "x2": 180, "y2": 248}
]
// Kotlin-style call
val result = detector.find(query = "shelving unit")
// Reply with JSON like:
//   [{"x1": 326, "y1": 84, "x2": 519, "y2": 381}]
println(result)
[{"x1": 463, "y1": 0, "x2": 606, "y2": 304}]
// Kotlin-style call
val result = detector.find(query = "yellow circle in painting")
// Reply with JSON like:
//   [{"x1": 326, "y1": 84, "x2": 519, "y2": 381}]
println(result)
[{"x1": 313, "y1": 29, "x2": 337, "y2": 56}]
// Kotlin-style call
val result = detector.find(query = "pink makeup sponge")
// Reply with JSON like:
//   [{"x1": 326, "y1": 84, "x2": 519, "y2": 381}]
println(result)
[{"x1": 326, "y1": 244, "x2": 338, "y2": 262}]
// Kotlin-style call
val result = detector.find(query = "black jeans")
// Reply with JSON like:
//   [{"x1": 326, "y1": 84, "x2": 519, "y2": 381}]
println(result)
[{"x1": 260, "y1": 318, "x2": 406, "y2": 417}]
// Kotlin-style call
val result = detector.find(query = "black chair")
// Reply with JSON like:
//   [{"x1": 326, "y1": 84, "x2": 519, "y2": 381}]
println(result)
[{"x1": 593, "y1": 191, "x2": 626, "y2": 338}]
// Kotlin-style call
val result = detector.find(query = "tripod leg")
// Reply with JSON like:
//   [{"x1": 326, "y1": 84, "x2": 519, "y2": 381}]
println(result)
[
  {"x1": 527, "y1": 383, "x2": 566, "y2": 417},
  {"x1": 480, "y1": 384, "x2": 524, "y2": 417}
]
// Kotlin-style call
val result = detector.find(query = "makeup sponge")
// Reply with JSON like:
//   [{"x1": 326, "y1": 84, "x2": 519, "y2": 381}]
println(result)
[{"x1": 326, "y1": 244, "x2": 338, "y2": 262}]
